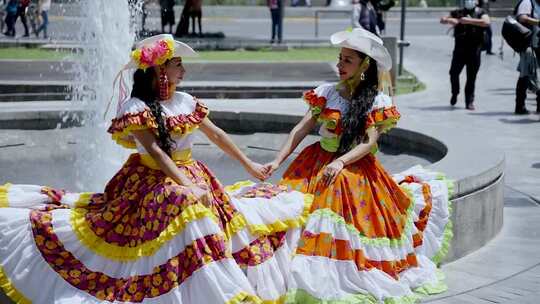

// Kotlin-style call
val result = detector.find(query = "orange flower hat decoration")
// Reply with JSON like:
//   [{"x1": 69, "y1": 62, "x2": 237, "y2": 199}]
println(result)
[{"x1": 303, "y1": 90, "x2": 327, "y2": 116}]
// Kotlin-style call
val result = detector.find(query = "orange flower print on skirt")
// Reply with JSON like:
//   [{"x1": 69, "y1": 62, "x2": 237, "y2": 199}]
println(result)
[{"x1": 280, "y1": 142, "x2": 429, "y2": 278}]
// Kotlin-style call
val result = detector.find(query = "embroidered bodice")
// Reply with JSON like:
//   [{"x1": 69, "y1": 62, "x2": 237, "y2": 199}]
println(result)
[
  {"x1": 303, "y1": 83, "x2": 400, "y2": 153},
  {"x1": 107, "y1": 92, "x2": 208, "y2": 155}
]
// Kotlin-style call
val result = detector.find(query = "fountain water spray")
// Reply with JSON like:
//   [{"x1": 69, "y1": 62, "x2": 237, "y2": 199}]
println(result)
[{"x1": 68, "y1": 0, "x2": 142, "y2": 192}]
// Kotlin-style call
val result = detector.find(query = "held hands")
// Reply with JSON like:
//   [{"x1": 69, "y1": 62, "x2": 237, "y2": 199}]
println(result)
[
  {"x1": 245, "y1": 160, "x2": 270, "y2": 181},
  {"x1": 262, "y1": 160, "x2": 280, "y2": 179},
  {"x1": 321, "y1": 159, "x2": 345, "y2": 187}
]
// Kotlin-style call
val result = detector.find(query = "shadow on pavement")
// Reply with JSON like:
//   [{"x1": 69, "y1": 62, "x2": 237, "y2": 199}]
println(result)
[
  {"x1": 499, "y1": 118, "x2": 540, "y2": 124},
  {"x1": 410, "y1": 105, "x2": 456, "y2": 112},
  {"x1": 486, "y1": 88, "x2": 516, "y2": 92},
  {"x1": 467, "y1": 111, "x2": 514, "y2": 116}
]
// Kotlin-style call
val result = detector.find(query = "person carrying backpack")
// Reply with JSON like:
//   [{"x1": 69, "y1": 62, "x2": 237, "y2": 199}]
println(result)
[
  {"x1": 515, "y1": 0, "x2": 540, "y2": 114},
  {"x1": 3, "y1": 0, "x2": 18, "y2": 37}
]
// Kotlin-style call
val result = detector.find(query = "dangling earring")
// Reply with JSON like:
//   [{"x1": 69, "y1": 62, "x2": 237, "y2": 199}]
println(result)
[
  {"x1": 360, "y1": 73, "x2": 366, "y2": 81},
  {"x1": 159, "y1": 69, "x2": 170, "y2": 101}
]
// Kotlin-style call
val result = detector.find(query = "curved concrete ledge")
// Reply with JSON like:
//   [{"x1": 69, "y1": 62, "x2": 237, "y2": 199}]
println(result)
[
  {"x1": 444, "y1": 173, "x2": 504, "y2": 262},
  {"x1": 208, "y1": 105, "x2": 505, "y2": 263}
]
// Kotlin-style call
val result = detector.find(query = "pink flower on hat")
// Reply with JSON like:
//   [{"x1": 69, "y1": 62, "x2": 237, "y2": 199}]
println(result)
[{"x1": 131, "y1": 39, "x2": 175, "y2": 70}]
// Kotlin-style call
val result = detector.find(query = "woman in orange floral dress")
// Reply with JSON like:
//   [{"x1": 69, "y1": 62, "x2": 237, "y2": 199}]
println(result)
[
  {"x1": 264, "y1": 28, "x2": 453, "y2": 303},
  {"x1": 0, "y1": 34, "x2": 310, "y2": 304}
]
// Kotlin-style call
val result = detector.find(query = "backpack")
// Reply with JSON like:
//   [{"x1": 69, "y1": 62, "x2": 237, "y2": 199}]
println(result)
[
  {"x1": 502, "y1": 0, "x2": 534, "y2": 52},
  {"x1": 6, "y1": 0, "x2": 18, "y2": 14}
]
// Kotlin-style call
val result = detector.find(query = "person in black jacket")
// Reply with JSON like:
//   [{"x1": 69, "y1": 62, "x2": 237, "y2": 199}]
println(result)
[
  {"x1": 440, "y1": 0, "x2": 490, "y2": 110},
  {"x1": 160, "y1": 0, "x2": 175, "y2": 34},
  {"x1": 352, "y1": 0, "x2": 378, "y2": 35},
  {"x1": 372, "y1": 0, "x2": 394, "y2": 34}
]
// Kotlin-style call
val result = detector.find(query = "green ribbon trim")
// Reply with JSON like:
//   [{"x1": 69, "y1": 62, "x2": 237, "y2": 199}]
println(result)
[
  {"x1": 307, "y1": 188, "x2": 416, "y2": 248},
  {"x1": 414, "y1": 269, "x2": 448, "y2": 295},
  {"x1": 320, "y1": 137, "x2": 340, "y2": 153},
  {"x1": 311, "y1": 106, "x2": 322, "y2": 117},
  {"x1": 318, "y1": 117, "x2": 338, "y2": 130},
  {"x1": 430, "y1": 176, "x2": 454, "y2": 265},
  {"x1": 285, "y1": 289, "x2": 421, "y2": 304},
  {"x1": 430, "y1": 210, "x2": 453, "y2": 266},
  {"x1": 366, "y1": 117, "x2": 399, "y2": 134}
]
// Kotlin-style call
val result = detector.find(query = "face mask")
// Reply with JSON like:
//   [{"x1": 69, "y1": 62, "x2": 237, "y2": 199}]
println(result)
[{"x1": 464, "y1": 0, "x2": 476, "y2": 10}]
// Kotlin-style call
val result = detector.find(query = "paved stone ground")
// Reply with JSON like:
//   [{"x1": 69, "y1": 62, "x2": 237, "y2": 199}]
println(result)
[
  {"x1": 398, "y1": 35, "x2": 540, "y2": 303},
  {"x1": 426, "y1": 187, "x2": 540, "y2": 304},
  {"x1": 400, "y1": 35, "x2": 540, "y2": 202}
]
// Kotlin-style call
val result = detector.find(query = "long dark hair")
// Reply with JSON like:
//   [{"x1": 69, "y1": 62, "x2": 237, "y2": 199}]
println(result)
[
  {"x1": 131, "y1": 67, "x2": 175, "y2": 155},
  {"x1": 338, "y1": 52, "x2": 379, "y2": 154}
]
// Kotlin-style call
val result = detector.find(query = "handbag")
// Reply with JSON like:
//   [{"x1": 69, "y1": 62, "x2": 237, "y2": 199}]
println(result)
[{"x1": 502, "y1": 15, "x2": 532, "y2": 52}]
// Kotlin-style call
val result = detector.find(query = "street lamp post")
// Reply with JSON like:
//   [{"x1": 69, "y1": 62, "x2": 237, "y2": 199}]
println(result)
[{"x1": 398, "y1": 0, "x2": 407, "y2": 76}]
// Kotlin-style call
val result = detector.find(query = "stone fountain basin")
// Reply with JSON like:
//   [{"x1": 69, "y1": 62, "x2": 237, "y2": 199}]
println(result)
[{"x1": 0, "y1": 129, "x2": 429, "y2": 191}]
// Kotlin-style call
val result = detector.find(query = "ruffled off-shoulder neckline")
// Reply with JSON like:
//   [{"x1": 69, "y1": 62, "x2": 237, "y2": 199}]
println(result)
[{"x1": 107, "y1": 98, "x2": 209, "y2": 149}]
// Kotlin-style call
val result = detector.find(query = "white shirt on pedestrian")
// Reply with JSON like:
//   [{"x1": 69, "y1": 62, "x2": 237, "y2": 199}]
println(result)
[
  {"x1": 516, "y1": 0, "x2": 540, "y2": 47},
  {"x1": 40, "y1": 0, "x2": 51, "y2": 11}
]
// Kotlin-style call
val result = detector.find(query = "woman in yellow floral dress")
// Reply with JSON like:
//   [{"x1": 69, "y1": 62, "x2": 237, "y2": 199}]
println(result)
[
  {"x1": 0, "y1": 34, "x2": 310, "y2": 303},
  {"x1": 264, "y1": 28, "x2": 453, "y2": 303}
]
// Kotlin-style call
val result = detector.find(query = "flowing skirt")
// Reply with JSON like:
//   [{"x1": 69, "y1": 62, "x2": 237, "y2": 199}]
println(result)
[
  {"x1": 0, "y1": 154, "x2": 311, "y2": 303},
  {"x1": 280, "y1": 143, "x2": 453, "y2": 303}
]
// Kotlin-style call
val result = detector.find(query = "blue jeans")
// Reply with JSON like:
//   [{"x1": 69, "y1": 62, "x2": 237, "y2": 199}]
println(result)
[{"x1": 36, "y1": 11, "x2": 48, "y2": 38}]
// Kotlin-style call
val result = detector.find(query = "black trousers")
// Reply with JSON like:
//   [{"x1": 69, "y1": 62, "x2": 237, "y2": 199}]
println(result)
[
  {"x1": 484, "y1": 25, "x2": 492, "y2": 53},
  {"x1": 270, "y1": 9, "x2": 282, "y2": 42},
  {"x1": 449, "y1": 46, "x2": 482, "y2": 105},
  {"x1": 14, "y1": 6, "x2": 29, "y2": 36},
  {"x1": 4, "y1": 12, "x2": 16, "y2": 36},
  {"x1": 515, "y1": 77, "x2": 540, "y2": 110}
]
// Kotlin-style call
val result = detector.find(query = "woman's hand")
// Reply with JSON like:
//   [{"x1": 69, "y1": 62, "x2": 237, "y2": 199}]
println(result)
[
  {"x1": 321, "y1": 159, "x2": 345, "y2": 187},
  {"x1": 190, "y1": 184, "x2": 212, "y2": 208},
  {"x1": 245, "y1": 161, "x2": 268, "y2": 181},
  {"x1": 262, "y1": 160, "x2": 280, "y2": 179}
]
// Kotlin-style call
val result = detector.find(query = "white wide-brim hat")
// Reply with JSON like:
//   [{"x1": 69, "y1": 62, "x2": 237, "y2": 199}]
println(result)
[
  {"x1": 330, "y1": 28, "x2": 392, "y2": 71},
  {"x1": 105, "y1": 34, "x2": 198, "y2": 118},
  {"x1": 126, "y1": 34, "x2": 198, "y2": 69}
]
